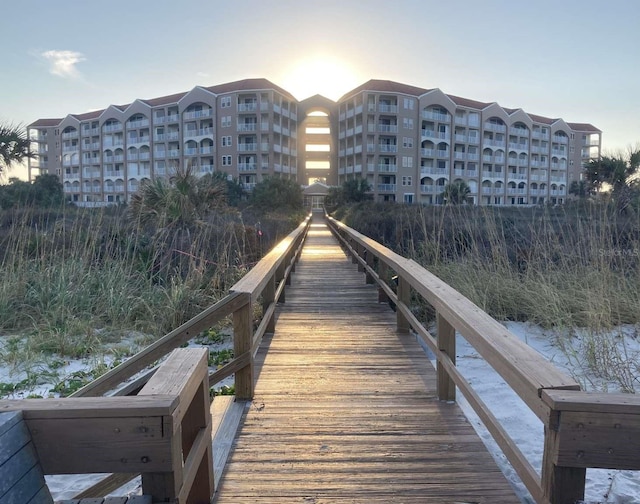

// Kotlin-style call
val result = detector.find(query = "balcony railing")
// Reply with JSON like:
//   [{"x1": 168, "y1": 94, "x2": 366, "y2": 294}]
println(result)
[
  {"x1": 183, "y1": 109, "x2": 212, "y2": 120},
  {"x1": 422, "y1": 110, "x2": 451, "y2": 122},
  {"x1": 378, "y1": 164, "x2": 398, "y2": 173},
  {"x1": 377, "y1": 184, "x2": 397, "y2": 192}
]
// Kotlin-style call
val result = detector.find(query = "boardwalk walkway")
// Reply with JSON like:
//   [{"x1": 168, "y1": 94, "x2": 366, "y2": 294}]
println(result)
[{"x1": 214, "y1": 216, "x2": 519, "y2": 503}]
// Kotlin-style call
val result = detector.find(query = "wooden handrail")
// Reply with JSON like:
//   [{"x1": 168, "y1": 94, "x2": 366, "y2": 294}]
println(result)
[
  {"x1": 229, "y1": 213, "x2": 312, "y2": 399},
  {"x1": 72, "y1": 292, "x2": 248, "y2": 397},
  {"x1": 325, "y1": 213, "x2": 640, "y2": 504}
]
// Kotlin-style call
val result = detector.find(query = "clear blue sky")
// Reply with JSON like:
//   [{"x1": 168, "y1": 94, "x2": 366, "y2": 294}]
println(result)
[{"x1": 2, "y1": 0, "x2": 639, "y2": 179}]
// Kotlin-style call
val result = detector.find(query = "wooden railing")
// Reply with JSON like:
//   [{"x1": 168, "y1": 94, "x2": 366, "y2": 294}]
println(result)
[
  {"x1": 3, "y1": 213, "x2": 312, "y2": 501},
  {"x1": 0, "y1": 348, "x2": 213, "y2": 503},
  {"x1": 325, "y1": 214, "x2": 640, "y2": 504}
]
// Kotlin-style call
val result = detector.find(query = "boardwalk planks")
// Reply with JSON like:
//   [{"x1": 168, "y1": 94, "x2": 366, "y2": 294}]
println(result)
[{"x1": 214, "y1": 217, "x2": 519, "y2": 503}]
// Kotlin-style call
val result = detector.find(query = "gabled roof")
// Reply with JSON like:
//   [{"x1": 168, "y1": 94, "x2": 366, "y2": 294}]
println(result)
[
  {"x1": 141, "y1": 91, "x2": 188, "y2": 107},
  {"x1": 205, "y1": 78, "x2": 297, "y2": 101},
  {"x1": 339, "y1": 79, "x2": 431, "y2": 101},
  {"x1": 567, "y1": 122, "x2": 601, "y2": 133},
  {"x1": 71, "y1": 110, "x2": 103, "y2": 120},
  {"x1": 446, "y1": 94, "x2": 492, "y2": 109},
  {"x1": 28, "y1": 118, "x2": 62, "y2": 127}
]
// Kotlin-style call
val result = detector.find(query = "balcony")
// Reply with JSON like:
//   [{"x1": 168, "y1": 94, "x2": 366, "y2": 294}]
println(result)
[
  {"x1": 378, "y1": 164, "x2": 398, "y2": 173},
  {"x1": 103, "y1": 123, "x2": 123, "y2": 133},
  {"x1": 200, "y1": 146, "x2": 213, "y2": 154},
  {"x1": 237, "y1": 123, "x2": 257, "y2": 132},
  {"x1": 238, "y1": 163, "x2": 257, "y2": 172},
  {"x1": 483, "y1": 138, "x2": 506, "y2": 148},
  {"x1": 422, "y1": 110, "x2": 451, "y2": 122},
  {"x1": 421, "y1": 167, "x2": 448, "y2": 176},
  {"x1": 184, "y1": 148, "x2": 198, "y2": 156},
  {"x1": 378, "y1": 144, "x2": 398, "y2": 153},
  {"x1": 481, "y1": 171, "x2": 504, "y2": 180},
  {"x1": 378, "y1": 124, "x2": 398, "y2": 133},
  {"x1": 421, "y1": 130, "x2": 449, "y2": 141},
  {"x1": 184, "y1": 128, "x2": 213, "y2": 139},
  {"x1": 377, "y1": 184, "x2": 397, "y2": 192},
  {"x1": 238, "y1": 143, "x2": 257, "y2": 152},
  {"x1": 126, "y1": 119, "x2": 150, "y2": 129},
  {"x1": 553, "y1": 135, "x2": 569, "y2": 144},
  {"x1": 484, "y1": 123, "x2": 506, "y2": 133},
  {"x1": 378, "y1": 104, "x2": 398, "y2": 113},
  {"x1": 508, "y1": 142, "x2": 529, "y2": 151},
  {"x1": 238, "y1": 103, "x2": 258, "y2": 112},
  {"x1": 183, "y1": 109, "x2": 212, "y2": 120},
  {"x1": 168, "y1": 150, "x2": 180, "y2": 158},
  {"x1": 507, "y1": 173, "x2": 528, "y2": 180},
  {"x1": 420, "y1": 185, "x2": 437, "y2": 193},
  {"x1": 62, "y1": 131, "x2": 79, "y2": 140},
  {"x1": 532, "y1": 130, "x2": 550, "y2": 140}
]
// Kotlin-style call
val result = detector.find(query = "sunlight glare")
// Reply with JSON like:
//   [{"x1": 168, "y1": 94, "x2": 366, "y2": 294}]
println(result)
[{"x1": 280, "y1": 56, "x2": 361, "y2": 101}]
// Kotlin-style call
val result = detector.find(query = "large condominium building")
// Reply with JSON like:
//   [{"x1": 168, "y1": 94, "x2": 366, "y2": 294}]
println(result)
[{"x1": 28, "y1": 78, "x2": 601, "y2": 207}]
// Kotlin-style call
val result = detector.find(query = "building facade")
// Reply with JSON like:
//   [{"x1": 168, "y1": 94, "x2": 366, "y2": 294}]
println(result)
[
  {"x1": 28, "y1": 78, "x2": 601, "y2": 206},
  {"x1": 28, "y1": 79, "x2": 299, "y2": 205},
  {"x1": 336, "y1": 80, "x2": 601, "y2": 205}
]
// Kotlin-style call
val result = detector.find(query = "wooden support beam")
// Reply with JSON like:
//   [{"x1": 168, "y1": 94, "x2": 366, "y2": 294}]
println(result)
[
  {"x1": 233, "y1": 300, "x2": 254, "y2": 400},
  {"x1": 396, "y1": 276, "x2": 410, "y2": 333},
  {"x1": 437, "y1": 313, "x2": 456, "y2": 402}
]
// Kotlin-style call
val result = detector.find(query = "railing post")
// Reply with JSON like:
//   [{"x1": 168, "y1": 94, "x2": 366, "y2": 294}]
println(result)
[
  {"x1": 365, "y1": 249, "x2": 374, "y2": 284},
  {"x1": 234, "y1": 298, "x2": 254, "y2": 400},
  {"x1": 285, "y1": 250, "x2": 292, "y2": 285},
  {"x1": 351, "y1": 238, "x2": 358, "y2": 264},
  {"x1": 263, "y1": 273, "x2": 276, "y2": 334},
  {"x1": 541, "y1": 416, "x2": 586, "y2": 504},
  {"x1": 437, "y1": 313, "x2": 456, "y2": 401},
  {"x1": 396, "y1": 275, "x2": 410, "y2": 333},
  {"x1": 276, "y1": 260, "x2": 286, "y2": 303},
  {"x1": 356, "y1": 244, "x2": 365, "y2": 272},
  {"x1": 378, "y1": 261, "x2": 389, "y2": 303}
]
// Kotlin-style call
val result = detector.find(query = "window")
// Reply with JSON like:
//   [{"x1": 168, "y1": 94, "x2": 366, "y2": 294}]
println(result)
[
  {"x1": 402, "y1": 176, "x2": 412, "y2": 186},
  {"x1": 403, "y1": 193, "x2": 414, "y2": 203},
  {"x1": 403, "y1": 118, "x2": 414, "y2": 130},
  {"x1": 402, "y1": 137, "x2": 413, "y2": 148},
  {"x1": 402, "y1": 157, "x2": 413, "y2": 168},
  {"x1": 221, "y1": 96, "x2": 231, "y2": 108},
  {"x1": 222, "y1": 155, "x2": 232, "y2": 166},
  {"x1": 221, "y1": 116, "x2": 231, "y2": 127},
  {"x1": 403, "y1": 98, "x2": 414, "y2": 110},
  {"x1": 222, "y1": 136, "x2": 232, "y2": 147}
]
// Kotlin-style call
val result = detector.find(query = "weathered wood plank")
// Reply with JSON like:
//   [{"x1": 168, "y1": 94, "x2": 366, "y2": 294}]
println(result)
[{"x1": 214, "y1": 215, "x2": 519, "y2": 503}]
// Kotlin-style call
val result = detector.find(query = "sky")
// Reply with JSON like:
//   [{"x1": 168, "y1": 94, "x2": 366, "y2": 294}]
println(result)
[{"x1": 2, "y1": 0, "x2": 639, "y2": 180}]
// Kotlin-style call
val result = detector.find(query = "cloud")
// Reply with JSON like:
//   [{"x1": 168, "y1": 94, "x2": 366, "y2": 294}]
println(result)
[{"x1": 40, "y1": 50, "x2": 86, "y2": 78}]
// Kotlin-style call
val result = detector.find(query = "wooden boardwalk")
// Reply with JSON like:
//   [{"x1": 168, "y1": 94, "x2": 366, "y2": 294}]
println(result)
[{"x1": 214, "y1": 216, "x2": 519, "y2": 503}]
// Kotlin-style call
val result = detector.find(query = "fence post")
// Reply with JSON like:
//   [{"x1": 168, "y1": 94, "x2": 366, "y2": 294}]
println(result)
[
  {"x1": 396, "y1": 276, "x2": 410, "y2": 333},
  {"x1": 233, "y1": 299, "x2": 254, "y2": 400},
  {"x1": 437, "y1": 313, "x2": 456, "y2": 401},
  {"x1": 541, "y1": 417, "x2": 586, "y2": 504}
]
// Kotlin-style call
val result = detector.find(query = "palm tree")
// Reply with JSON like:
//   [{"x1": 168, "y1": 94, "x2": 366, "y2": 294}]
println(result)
[
  {"x1": 584, "y1": 148, "x2": 640, "y2": 211},
  {"x1": 0, "y1": 122, "x2": 33, "y2": 174},
  {"x1": 129, "y1": 164, "x2": 227, "y2": 229},
  {"x1": 442, "y1": 181, "x2": 471, "y2": 204}
]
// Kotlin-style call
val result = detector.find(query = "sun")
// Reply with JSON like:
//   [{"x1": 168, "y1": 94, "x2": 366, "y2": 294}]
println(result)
[{"x1": 279, "y1": 56, "x2": 362, "y2": 101}]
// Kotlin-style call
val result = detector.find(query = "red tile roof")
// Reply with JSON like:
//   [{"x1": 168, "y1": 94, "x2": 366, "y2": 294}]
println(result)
[{"x1": 446, "y1": 94, "x2": 492, "y2": 109}]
